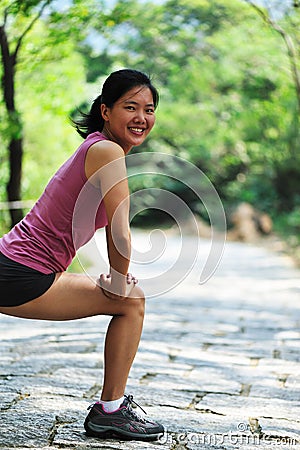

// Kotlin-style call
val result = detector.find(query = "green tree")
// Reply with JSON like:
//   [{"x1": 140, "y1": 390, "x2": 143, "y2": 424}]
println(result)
[
  {"x1": 0, "y1": 0, "x2": 110, "y2": 229},
  {"x1": 0, "y1": 0, "x2": 51, "y2": 227},
  {"x1": 243, "y1": 1, "x2": 300, "y2": 212},
  {"x1": 97, "y1": 0, "x2": 298, "y2": 219},
  {"x1": 18, "y1": 21, "x2": 86, "y2": 201}
]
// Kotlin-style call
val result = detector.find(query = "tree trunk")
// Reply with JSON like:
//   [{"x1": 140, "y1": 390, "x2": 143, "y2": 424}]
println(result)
[
  {"x1": 7, "y1": 137, "x2": 24, "y2": 225},
  {"x1": 0, "y1": 22, "x2": 24, "y2": 228}
]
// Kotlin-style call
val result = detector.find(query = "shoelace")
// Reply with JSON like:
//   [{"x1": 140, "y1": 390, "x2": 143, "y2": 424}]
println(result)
[{"x1": 124, "y1": 394, "x2": 147, "y2": 422}]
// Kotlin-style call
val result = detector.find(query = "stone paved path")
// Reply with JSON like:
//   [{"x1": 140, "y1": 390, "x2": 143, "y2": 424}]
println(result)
[{"x1": 1, "y1": 231, "x2": 300, "y2": 449}]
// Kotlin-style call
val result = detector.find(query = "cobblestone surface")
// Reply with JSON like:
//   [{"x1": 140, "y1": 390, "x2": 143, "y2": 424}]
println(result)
[{"x1": 1, "y1": 231, "x2": 300, "y2": 449}]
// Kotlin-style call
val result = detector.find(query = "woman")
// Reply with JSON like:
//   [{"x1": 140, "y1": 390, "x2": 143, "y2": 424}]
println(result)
[{"x1": 0, "y1": 69, "x2": 164, "y2": 441}]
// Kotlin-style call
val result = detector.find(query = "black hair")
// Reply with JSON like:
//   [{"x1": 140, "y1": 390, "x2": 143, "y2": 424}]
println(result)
[{"x1": 72, "y1": 69, "x2": 159, "y2": 139}]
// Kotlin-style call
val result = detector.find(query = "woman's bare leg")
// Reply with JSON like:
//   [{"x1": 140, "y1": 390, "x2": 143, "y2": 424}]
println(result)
[{"x1": 0, "y1": 272, "x2": 145, "y2": 400}]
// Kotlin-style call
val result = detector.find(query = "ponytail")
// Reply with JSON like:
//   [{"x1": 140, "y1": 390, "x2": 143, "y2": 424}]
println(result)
[{"x1": 72, "y1": 95, "x2": 104, "y2": 139}]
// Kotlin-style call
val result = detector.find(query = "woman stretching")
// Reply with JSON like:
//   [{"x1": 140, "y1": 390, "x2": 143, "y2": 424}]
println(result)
[{"x1": 0, "y1": 69, "x2": 164, "y2": 441}]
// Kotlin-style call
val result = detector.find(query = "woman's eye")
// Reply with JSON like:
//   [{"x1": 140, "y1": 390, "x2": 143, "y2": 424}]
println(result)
[
  {"x1": 146, "y1": 109, "x2": 155, "y2": 114},
  {"x1": 125, "y1": 106, "x2": 135, "y2": 111}
]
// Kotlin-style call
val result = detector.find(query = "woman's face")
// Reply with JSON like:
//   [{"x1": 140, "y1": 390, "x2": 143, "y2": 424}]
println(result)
[{"x1": 101, "y1": 86, "x2": 156, "y2": 153}]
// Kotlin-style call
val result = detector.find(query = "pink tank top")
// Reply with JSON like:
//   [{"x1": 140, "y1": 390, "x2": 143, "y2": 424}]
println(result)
[{"x1": 0, "y1": 132, "x2": 108, "y2": 274}]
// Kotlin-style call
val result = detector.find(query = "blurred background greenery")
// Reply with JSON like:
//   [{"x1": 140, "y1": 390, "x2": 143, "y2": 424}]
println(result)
[{"x1": 0, "y1": 0, "x2": 299, "y2": 260}]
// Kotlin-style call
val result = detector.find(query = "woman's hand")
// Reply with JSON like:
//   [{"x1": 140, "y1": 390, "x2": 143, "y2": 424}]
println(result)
[{"x1": 98, "y1": 273, "x2": 138, "y2": 300}]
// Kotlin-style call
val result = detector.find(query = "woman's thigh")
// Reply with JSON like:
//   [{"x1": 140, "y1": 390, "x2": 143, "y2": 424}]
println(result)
[{"x1": 0, "y1": 272, "x2": 144, "y2": 321}]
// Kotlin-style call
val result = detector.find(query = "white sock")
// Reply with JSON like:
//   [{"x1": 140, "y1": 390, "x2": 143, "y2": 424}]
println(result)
[{"x1": 99, "y1": 396, "x2": 124, "y2": 413}]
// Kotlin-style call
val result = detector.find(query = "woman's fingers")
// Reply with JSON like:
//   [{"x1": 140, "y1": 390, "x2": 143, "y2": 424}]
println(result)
[
  {"x1": 98, "y1": 273, "x2": 138, "y2": 300},
  {"x1": 127, "y1": 273, "x2": 138, "y2": 284},
  {"x1": 99, "y1": 273, "x2": 108, "y2": 285}
]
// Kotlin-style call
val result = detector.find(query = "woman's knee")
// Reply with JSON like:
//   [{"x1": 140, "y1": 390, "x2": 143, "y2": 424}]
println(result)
[
  {"x1": 131, "y1": 285, "x2": 145, "y2": 300},
  {"x1": 126, "y1": 285, "x2": 145, "y2": 317}
]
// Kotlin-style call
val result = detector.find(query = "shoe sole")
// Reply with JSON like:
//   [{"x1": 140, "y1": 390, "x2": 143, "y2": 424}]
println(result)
[{"x1": 85, "y1": 422, "x2": 163, "y2": 441}]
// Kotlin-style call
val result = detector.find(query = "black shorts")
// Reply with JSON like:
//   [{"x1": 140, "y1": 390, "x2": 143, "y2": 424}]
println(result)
[{"x1": 0, "y1": 252, "x2": 56, "y2": 307}]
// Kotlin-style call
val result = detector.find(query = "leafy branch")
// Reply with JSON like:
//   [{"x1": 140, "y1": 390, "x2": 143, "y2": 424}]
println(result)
[
  {"x1": 13, "y1": 0, "x2": 52, "y2": 63},
  {"x1": 245, "y1": 0, "x2": 300, "y2": 113}
]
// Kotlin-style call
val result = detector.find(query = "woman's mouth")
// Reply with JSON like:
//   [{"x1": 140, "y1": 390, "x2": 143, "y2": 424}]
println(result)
[{"x1": 128, "y1": 127, "x2": 145, "y2": 135}]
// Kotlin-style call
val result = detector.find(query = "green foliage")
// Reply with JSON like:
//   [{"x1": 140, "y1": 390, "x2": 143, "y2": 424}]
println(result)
[
  {"x1": 0, "y1": 0, "x2": 88, "y2": 232},
  {"x1": 101, "y1": 0, "x2": 300, "y2": 223},
  {"x1": 16, "y1": 21, "x2": 86, "y2": 200}
]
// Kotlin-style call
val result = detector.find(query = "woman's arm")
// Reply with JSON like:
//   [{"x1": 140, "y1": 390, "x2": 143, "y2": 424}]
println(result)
[
  {"x1": 105, "y1": 223, "x2": 130, "y2": 278},
  {"x1": 103, "y1": 176, "x2": 131, "y2": 298},
  {"x1": 85, "y1": 140, "x2": 133, "y2": 299}
]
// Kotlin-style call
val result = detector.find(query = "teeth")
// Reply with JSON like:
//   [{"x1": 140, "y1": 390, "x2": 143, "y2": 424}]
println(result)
[{"x1": 130, "y1": 128, "x2": 143, "y2": 132}]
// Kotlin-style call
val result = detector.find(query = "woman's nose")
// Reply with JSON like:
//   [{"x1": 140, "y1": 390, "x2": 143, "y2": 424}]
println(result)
[{"x1": 134, "y1": 109, "x2": 145, "y2": 123}]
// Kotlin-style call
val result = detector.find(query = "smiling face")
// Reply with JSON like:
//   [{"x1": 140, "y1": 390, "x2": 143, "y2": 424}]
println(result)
[{"x1": 100, "y1": 85, "x2": 156, "y2": 153}]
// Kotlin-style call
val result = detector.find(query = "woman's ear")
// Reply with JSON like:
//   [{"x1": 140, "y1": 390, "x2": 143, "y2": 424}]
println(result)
[{"x1": 101, "y1": 104, "x2": 110, "y2": 122}]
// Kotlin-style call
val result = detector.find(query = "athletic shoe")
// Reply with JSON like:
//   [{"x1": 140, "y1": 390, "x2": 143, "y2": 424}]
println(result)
[{"x1": 84, "y1": 394, "x2": 164, "y2": 441}]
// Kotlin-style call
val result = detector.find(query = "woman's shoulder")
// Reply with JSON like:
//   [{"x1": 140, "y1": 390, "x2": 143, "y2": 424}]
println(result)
[
  {"x1": 88, "y1": 138, "x2": 124, "y2": 163},
  {"x1": 85, "y1": 137, "x2": 125, "y2": 180}
]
